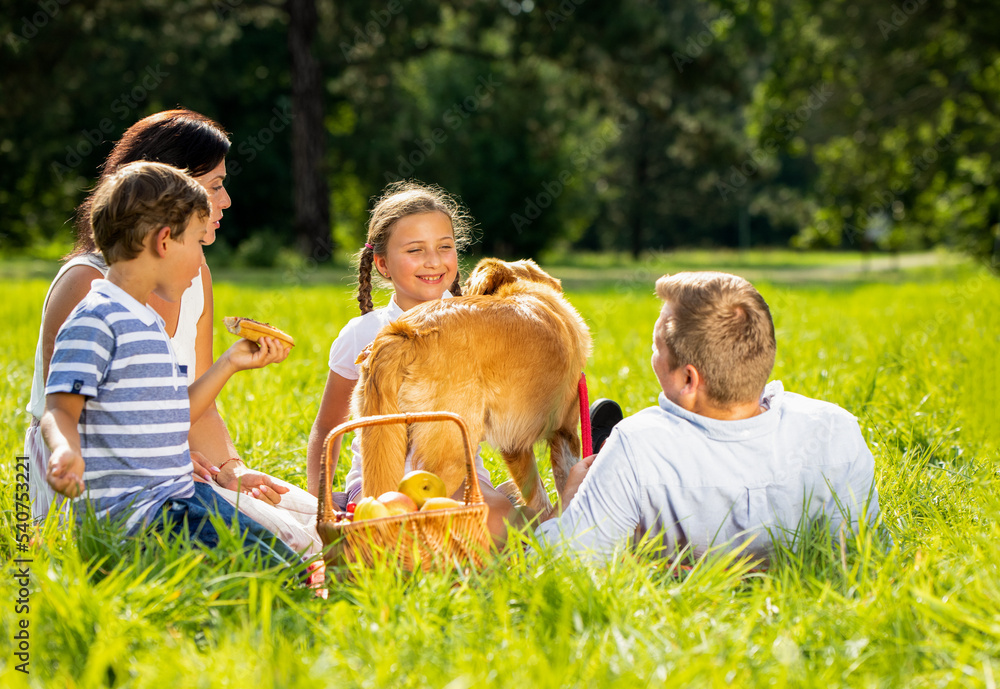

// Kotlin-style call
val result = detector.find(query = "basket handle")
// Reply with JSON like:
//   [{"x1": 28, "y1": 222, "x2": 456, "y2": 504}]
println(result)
[{"x1": 318, "y1": 411, "x2": 482, "y2": 523}]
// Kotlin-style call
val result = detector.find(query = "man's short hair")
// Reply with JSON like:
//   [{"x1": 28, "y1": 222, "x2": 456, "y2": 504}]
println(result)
[
  {"x1": 655, "y1": 272, "x2": 776, "y2": 406},
  {"x1": 90, "y1": 161, "x2": 210, "y2": 264}
]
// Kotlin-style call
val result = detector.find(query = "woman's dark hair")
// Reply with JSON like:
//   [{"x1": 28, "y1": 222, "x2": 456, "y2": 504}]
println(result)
[{"x1": 69, "y1": 109, "x2": 230, "y2": 256}]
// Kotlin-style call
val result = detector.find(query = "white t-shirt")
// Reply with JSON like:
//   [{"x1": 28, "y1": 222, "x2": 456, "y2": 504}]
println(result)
[
  {"x1": 27, "y1": 253, "x2": 205, "y2": 420},
  {"x1": 327, "y1": 292, "x2": 494, "y2": 500},
  {"x1": 327, "y1": 294, "x2": 405, "y2": 379}
]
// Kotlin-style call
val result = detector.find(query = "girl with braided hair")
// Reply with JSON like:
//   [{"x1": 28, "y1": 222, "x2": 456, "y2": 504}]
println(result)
[{"x1": 305, "y1": 181, "x2": 487, "y2": 500}]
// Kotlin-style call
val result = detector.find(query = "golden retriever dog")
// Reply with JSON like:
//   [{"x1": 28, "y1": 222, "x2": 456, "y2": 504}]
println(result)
[{"x1": 351, "y1": 258, "x2": 592, "y2": 516}]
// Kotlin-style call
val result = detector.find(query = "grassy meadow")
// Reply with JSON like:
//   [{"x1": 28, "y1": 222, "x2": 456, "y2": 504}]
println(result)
[{"x1": 1, "y1": 251, "x2": 998, "y2": 687}]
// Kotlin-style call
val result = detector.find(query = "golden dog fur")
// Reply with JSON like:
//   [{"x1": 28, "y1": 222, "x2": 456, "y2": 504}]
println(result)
[{"x1": 351, "y1": 258, "x2": 592, "y2": 515}]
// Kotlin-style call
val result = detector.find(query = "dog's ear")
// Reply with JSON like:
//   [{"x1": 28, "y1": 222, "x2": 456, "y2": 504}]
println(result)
[
  {"x1": 465, "y1": 258, "x2": 517, "y2": 296},
  {"x1": 512, "y1": 259, "x2": 562, "y2": 292}
]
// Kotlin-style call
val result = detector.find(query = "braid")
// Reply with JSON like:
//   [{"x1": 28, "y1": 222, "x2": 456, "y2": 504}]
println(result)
[
  {"x1": 449, "y1": 271, "x2": 463, "y2": 297},
  {"x1": 357, "y1": 248, "x2": 375, "y2": 314}
]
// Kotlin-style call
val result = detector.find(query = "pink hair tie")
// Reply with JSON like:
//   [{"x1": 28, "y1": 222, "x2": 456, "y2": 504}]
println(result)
[{"x1": 364, "y1": 242, "x2": 374, "y2": 250}]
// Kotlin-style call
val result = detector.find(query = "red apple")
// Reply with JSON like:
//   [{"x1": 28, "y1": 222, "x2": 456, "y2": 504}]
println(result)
[{"x1": 377, "y1": 491, "x2": 418, "y2": 516}]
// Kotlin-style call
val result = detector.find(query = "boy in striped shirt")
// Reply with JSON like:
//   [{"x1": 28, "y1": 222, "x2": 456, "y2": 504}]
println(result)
[{"x1": 42, "y1": 161, "x2": 296, "y2": 563}]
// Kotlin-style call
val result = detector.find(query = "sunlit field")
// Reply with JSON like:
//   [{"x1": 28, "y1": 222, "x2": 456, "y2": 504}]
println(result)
[{"x1": 1, "y1": 252, "x2": 998, "y2": 687}]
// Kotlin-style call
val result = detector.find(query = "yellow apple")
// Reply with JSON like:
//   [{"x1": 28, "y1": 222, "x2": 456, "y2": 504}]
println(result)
[
  {"x1": 397, "y1": 470, "x2": 447, "y2": 508},
  {"x1": 353, "y1": 496, "x2": 390, "y2": 521},
  {"x1": 377, "y1": 491, "x2": 418, "y2": 516},
  {"x1": 420, "y1": 497, "x2": 463, "y2": 511}
]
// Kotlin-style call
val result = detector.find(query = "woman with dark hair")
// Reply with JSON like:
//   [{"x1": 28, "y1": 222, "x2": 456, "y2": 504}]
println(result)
[
  {"x1": 25, "y1": 109, "x2": 321, "y2": 556},
  {"x1": 69, "y1": 110, "x2": 233, "y2": 255}
]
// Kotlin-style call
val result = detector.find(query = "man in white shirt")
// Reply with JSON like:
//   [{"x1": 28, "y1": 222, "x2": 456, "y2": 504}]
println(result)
[{"x1": 537, "y1": 272, "x2": 880, "y2": 563}]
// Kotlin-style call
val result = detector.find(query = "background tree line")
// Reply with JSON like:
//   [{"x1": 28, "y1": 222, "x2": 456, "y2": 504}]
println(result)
[{"x1": 1, "y1": 0, "x2": 997, "y2": 266}]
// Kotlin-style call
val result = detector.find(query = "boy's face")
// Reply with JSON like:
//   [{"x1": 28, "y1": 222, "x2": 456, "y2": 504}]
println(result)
[{"x1": 154, "y1": 214, "x2": 208, "y2": 303}]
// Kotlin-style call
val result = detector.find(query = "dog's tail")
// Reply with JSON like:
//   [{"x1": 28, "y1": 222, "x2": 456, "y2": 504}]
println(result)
[{"x1": 355, "y1": 322, "x2": 420, "y2": 498}]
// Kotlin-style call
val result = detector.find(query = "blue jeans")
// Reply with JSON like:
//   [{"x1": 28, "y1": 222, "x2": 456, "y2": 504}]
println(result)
[{"x1": 157, "y1": 482, "x2": 300, "y2": 568}]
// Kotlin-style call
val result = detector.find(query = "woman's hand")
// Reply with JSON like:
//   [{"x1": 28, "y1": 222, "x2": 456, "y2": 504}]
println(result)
[
  {"x1": 216, "y1": 461, "x2": 290, "y2": 506},
  {"x1": 190, "y1": 450, "x2": 221, "y2": 483},
  {"x1": 239, "y1": 480, "x2": 288, "y2": 505}
]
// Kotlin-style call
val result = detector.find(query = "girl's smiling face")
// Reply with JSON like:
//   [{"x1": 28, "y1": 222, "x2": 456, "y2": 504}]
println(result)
[{"x1": 374, "y1": 211, "x2": 458, "y2": 311}]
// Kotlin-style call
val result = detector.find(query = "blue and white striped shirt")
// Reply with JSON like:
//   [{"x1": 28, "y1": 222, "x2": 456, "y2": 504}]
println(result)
[{"x1": 45, "y1": 279, "x2": 195, "y2": 534}]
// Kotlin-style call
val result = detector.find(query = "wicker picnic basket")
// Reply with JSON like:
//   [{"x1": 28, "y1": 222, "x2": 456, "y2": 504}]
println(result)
[{"x1": 316, "y1": 412, "x2": 492, "y2": 572}]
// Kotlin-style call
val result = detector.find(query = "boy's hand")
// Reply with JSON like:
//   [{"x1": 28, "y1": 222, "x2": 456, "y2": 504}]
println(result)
[
  {"x1": 222, "y1": 336, "x2": 291, "y2": 373},
  {"x1": 47, "y1": 446, "x2": 85, "y2": 498}
]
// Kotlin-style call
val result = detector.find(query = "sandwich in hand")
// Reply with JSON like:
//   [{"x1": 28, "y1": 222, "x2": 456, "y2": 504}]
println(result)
[{"x1": 224, "y1": 317, "x2": 295, "y2": 348}]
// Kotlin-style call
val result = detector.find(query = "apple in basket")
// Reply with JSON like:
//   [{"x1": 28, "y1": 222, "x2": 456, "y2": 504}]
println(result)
[
  {"x1": 353, "y1": 496, "x2": 390, "y2": 522},
  {"x1": 396, "y1": 470, "x2": 447, "y2": 508},
  {"x1": 420, "y1": 497, "x2": 463, "y2": 511},
  {"x1": 377, "y1": 491, "x2": 418, "y2": 516}
]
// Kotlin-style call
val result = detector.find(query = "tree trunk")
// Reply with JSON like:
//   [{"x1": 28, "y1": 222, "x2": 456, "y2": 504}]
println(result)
[{"x1": 287, "y1": 0, "x2": 332, "y2": 261}]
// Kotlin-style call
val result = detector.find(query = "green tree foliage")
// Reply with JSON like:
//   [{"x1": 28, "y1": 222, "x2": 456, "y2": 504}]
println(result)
[
  {"x1": 1, "y1": 0, "x2": 997, "y2": 264},
  {"x1": 322, "y1": 4, "x2": 615, "y2": 256},
  {"x1": 514, "y1": 1, "x2": 776, "y2": 254},
  {"x1": 744, "y1": 0, "x2": 1000, "y2": 262},
  {"x1": 0, "y1": 0, "x2": 290, "y2": 253}
]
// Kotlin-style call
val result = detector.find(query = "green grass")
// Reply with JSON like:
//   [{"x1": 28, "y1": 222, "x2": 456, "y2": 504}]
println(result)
[{"x1": 1, "y1": 252, "x2": 998, "y2": 687}]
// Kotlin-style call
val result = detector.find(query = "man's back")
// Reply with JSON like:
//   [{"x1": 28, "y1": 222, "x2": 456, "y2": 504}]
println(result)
[{"x1": 536, "y1": 381, "x2": 879, "y2": 560}]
